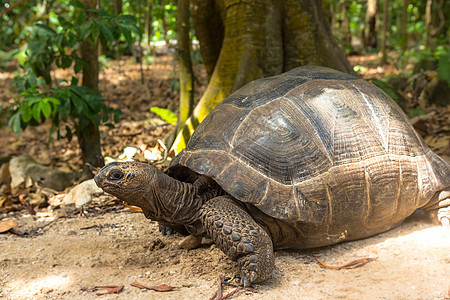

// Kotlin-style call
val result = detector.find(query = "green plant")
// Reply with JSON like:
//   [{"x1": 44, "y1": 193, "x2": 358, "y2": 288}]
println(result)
[
  {"x1": 436, "y1": 46, "x2": 450, "y2": 86},
  {"x1": 5, "y1": 0, "x2": 140, "y2": 142},
  {"x1": 150, "y1": 106, "x2": 177, "y2": 125}
]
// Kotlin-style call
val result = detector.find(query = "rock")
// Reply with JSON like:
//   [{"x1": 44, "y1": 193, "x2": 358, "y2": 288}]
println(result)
[
  {"x1": 0, "y1": 162, "x2": 11, "y2": 195},
  {"x1": 9, "y1": 155, "x2": 75, "y2": 192},
  {"x1": 28, "y1": 193, "x2": 47, "y2": 207},
  {"x1": 178, "y1": 235, "x2": 203, "y2": 250},
  {"x1": 62, "y1": 179, "x2": 104, "y2": 207}
]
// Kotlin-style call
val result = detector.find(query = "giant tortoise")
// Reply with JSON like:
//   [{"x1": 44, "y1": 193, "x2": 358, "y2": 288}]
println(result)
[{"x1": 94, "y1": 66, "x2": 450, "y2": 286}]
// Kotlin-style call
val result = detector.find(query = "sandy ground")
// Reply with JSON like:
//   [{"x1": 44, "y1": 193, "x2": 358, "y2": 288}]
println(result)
[{"x1": 0, "y1": 198, "x2": 449, "y2": 300}]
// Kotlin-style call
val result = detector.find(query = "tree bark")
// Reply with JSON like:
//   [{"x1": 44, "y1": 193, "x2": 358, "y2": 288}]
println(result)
[
  {"x1": 400, "y1": 0, "x2": 408, "y2": 53},
  {"x1": 114, "y1": 0, "x2": 122, "y2": 15},
  {"x1": 424, "y1": 0, "x2": 432, "y2": 50},
  {"x1": 338, "y1": 0, "x2": 352, "y2": 52},
  {"x1": 174, "y1": 0, "x2": 194, "y2": 144},
  {"x1": 79, "y1": 0, "x2": 104, "y2": 176},
  {"x1": 190, "y1": 0, "x2": 224, "y2": 81},
  {"x1": 172, "y1": 0, "x2": 353, "y2": 154},
  {"x1": 380, "y1": 0, "x2": 389, "y2": 63},
  {"x1": 144, "y1": 0, "x2": 152, "y2": 45},
  {"x1": 364, "y1": 0, "x2": 378, "y2": 49}
]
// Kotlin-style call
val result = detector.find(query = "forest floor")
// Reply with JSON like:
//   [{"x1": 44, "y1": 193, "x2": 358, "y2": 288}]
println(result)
[{"x1": 0, "y1": 53, "x2": 449, "y2": 300}]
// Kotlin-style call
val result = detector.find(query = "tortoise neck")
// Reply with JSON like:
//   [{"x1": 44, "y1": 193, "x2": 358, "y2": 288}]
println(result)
[{"x1": 141, "y1": 170, "x2": 202, "y2": 227}]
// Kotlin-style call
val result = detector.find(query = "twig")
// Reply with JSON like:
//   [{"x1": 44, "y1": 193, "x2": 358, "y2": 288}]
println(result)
[
  {"x1": 120, "y1": 201, "x2": 143, "y2": 212},
  {"x1": 130, "y1": 281, "x2": 174, "y2": 292},
  {"x1": 18, "y1": 194, "x2": 36, "y2": 215},
  {"x1": 209, "y1": 275, "x2": 257, "y2": 300},
  {"x1": 317, "y1": 257, "x2": 378, "y2": 270},
  {"x1": 81, "y1": 285, "x2": 124, "y2": 295}
]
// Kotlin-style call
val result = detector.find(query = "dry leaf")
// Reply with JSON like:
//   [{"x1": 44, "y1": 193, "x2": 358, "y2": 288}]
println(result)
[
  {"x1": 317, "y1": 257, "x2": 378, "y2": 270},
  {"x1": 0, "y1": 220, "x2": 18, "y2": 233},
  {"x1": 93, "y1": 285, "x2": 124, "y2": 295},
  {"x1": 131, "y1": 281, "x2": 174, "y2": 292}
]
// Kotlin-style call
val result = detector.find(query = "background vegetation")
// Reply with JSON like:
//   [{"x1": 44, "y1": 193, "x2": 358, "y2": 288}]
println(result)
[{"x1": 0, "y1": 0, "x2": 449, "y2": 172}]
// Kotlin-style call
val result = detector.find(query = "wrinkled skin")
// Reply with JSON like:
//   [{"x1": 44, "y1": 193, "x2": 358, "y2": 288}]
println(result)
[{"x1": 94, "y1": 161, "x2": 275, "y2": 286}]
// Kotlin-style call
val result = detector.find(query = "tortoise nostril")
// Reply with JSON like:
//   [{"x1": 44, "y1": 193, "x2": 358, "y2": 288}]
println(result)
[{"x1": 108, "y1": 169, "x2": 124, "y2": 181}]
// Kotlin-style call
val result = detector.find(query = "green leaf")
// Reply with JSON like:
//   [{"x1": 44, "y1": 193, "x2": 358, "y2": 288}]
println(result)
[
  {"x1": 79, "y1": 21, "x2": 93, "y2": 40},
  {"x1": 44, "y1": 97, "x2": 61, "y2": 105},
  {"x1": 61, "y1": 55, "x2": 73, "y2": 69},
  {"x1": 407, "y1": 107, "x2": 427, "y2": 118},
  {"x1": 96, "y1": 21, "x2": 114, "y2": 45},
  {"x1": 32, "y1": 102, "x2": 41, "y2": 121},
  {"x1": 8, "y1": 113, "x2": 21, "y2": 135},
  {"x1": 150, "y1": 107, "x2": 177, "y2": 125},
  {"x1": 91, "y1": 22, "x2": 100, "y2": 42},
  {"x1": 113, "y1": 109, "x2": 121, "y2": 123},
  {"x1": 85, "y1": 94, "x2": 102, "y2": 113},
  {"x1": 20, "y1": 103, "x2": 32, "y2": 122},
  {"x1": 118, "y1": 23, "x2": 133, "y2": 45},
  {"x1": 35, "y1": 24, "x2": 57, "y2": 35},
  {"x1": 437, "y1": 50, "x2": 450, "y2": 86},
  {"x1": 41, "y1": 100, "x2": 52, "y2": 118},
  {"x1": 70, "y1": 0, "x2": 85, "y2": 9}
]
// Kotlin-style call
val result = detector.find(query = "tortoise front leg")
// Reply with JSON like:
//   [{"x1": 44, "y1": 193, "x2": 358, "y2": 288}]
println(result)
[{"x1": 200, "y1": 196, "x2": 274, "y2": 286}]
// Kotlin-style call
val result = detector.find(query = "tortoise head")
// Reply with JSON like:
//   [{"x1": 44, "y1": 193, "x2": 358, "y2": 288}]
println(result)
[{"x1": 94, "y1": 161, "x2": 157, "y2": 204}]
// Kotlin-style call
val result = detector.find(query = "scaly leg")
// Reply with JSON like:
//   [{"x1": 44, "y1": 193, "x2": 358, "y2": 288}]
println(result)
[{"x1": 200, "y1": 196, "x2": 275, "y2": 286}]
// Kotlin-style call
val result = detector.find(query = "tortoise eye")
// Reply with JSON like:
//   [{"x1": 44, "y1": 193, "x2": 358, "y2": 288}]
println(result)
[{"x1": 108, "y1": 169, "x2": 124, "y2": 181}]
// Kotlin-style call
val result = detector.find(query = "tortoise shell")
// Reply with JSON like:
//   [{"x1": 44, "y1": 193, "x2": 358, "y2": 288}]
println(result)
[{"x1": 170, "y1": 66, "x2": 449, "y2": 246}]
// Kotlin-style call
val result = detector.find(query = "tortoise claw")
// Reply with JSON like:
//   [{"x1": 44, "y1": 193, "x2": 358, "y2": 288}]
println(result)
[
  {"x1": 438, "y1": 206, "x2": 450, "y2": 227},
  {"x1": 241, "y1": 274, "x2": 250, "y2": 287}
]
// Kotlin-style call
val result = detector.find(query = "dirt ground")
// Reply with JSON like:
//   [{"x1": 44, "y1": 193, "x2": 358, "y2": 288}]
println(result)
[
  {"x1": 0, "y1": 200, "x2": 449, "y2": 299},
  {"x1": 1, "y1": 54, "x2": 449, "y2": 299}
]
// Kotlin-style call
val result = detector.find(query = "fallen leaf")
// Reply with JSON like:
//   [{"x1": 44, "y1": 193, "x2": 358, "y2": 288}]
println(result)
[
  {"x1": 317, "y1": 257, "x2": 378, "y2": 270},
  {"x1": 0, "y1": 220, "x2": 18, "y2": 233},
  {"x1": 131, "y1": 281, "x2": 174, "y2": 292},
  {"x1": 93, "y1": 285, "x2": 124, "y2": 295}
]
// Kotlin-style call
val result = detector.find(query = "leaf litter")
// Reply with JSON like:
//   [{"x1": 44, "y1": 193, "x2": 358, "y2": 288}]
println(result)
[{"x1": 0, "y1": 54, "x2": 449, "y2": 299}]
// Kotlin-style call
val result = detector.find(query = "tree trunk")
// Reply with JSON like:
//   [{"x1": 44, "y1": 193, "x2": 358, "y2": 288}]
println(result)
[
  {"x1": 144, "y1": 0, "x2": 152, "y2": 45},
  {"x1": 170, "y1": 0, "x2": 194, "y2": 147},
  {"x1": 339, "y1": 0, "x2": 352, "y2": 52},
  {"x1": 424, "y1": 0, "x2": 432, "y2": 50},
  {"x1": 364, "y1": 0, "x2": 378, "y2": 49},
  {"x1": 329, "y1": 0, "x2": 334, "y2": 32},
  {"x1": 380, "y1": 0, "x2": 388, "y2": 63},
  {"x1": 114, "y1": 0, "x2": 122, "y2": 15},
  {"x1": 190, "y1": 0, "x2": 224, "y2": 81},
  {"x1": 79, "y1": 0, "x2": 104, "y2": 176},
  {"x1": 400, "y1": 0, "x2": 408, "y2": 53},
  {"x1": 172, "y1": 0, "x2": 353, "y2": 154}
]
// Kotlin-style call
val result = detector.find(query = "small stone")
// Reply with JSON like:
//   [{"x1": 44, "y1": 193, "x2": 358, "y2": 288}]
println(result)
[{"x1": 178, "y1": 235, "x2": 202, "y2": 250}]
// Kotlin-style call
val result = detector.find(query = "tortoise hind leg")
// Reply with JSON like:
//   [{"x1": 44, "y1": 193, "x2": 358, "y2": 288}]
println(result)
[
  {"x1": 424, "y1": 190, "x2": 450, "y2": 227},
  {"x1": 200, "y1": 196, "x2": 275, "y2": 286}
]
